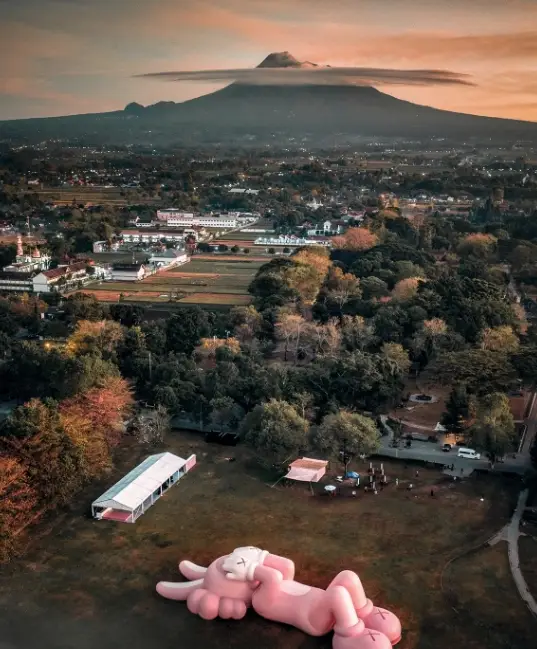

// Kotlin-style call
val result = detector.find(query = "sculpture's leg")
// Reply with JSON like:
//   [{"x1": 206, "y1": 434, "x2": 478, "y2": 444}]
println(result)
[
  {"x1": 329, "y1": 571, "x2": 401, "y2": 645},
  {"x1": 324, "y1": 586, "x2": 392, "y2": 649}
]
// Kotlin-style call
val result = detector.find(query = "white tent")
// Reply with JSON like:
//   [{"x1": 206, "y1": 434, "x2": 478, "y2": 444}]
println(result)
[{"x1": 91, "y1": 452, "x2": 196, "y2": 523}]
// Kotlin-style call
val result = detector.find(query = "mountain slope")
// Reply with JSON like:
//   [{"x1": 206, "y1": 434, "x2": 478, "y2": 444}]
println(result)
[{"x1": 0, "y1": 52, "x2": 536, "y2": 147}]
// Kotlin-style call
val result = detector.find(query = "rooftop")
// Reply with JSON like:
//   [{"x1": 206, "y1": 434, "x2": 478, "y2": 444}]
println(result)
[{"x1": 92, "y1": 452, "x2": 188, "y2": 512}]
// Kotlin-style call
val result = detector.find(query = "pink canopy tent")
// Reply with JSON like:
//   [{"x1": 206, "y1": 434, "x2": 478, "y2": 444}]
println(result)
[{"x1": 285, "y1": 458, "x2": 328, "y2": 483}]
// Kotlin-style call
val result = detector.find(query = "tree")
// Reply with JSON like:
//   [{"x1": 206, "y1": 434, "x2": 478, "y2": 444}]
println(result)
[
  {"x1": 275, "y1": 312, "x2": 307, "y2": 361},
  {"x1": 392, "y1": 277, "x2": 422, "y2": 301},
  {"x1": 303, "y1": 320, "x2": 341, "y2": 358},
  {"x1": 311, "y1": 411, "x2": 380, "y2": 472},
  {"x1": 166, "y1": 307, "x2": 211, "y2": 355},
  {"x1": 59, "y1": 398, "x2": 112, "y2": 480},
  {"x1": 325, "y1": 267, "x2": 361, "y2": 313},
  {"x1": 129, "y1": 405, "x2": 170, "y2": 446},
  {"x1": 332, "y1": 228, "x2": 378, "y2": 251},
  {"x1": 431, "y1": 349, "x2": 517, "y2": 394},
  {"x1": 240, "y1": 399, "x2": 309, "y2": 464},
  {"x1": 109, "y1": 304, "x2": 146, "y2": 327},
  {"x1": 457, "y1": 233, "x2": 497, "y2": 259},
  {"x1": 197, "y1": 337, "x2": 241, "y2": 360},
  {"x1": 63, "y1": 293, "x2": 107, "y2": 323},
  {"x1": 230, "y1": 305, "x2": 262, "y2": 341},
  {"x1": 209, "y1": 396, "x2": 245, "y2": 431},
  {"x1": 360, "y1": 276, "x2": 388, "y2": 300},
  {"x1": 67, "y1": 319, "x2": 124, "y2": 357},
  {"x1": 480, "y1": 325, "x2": 519, "y2": 353},
  {"x1": 511, "y1": 346, "x2": 537, "y2": 386},
  {"x1": 381, "y1": 343, "x2": 411, "y2": 375},
  {"x1": 442, "y1": 384, "x2": 471, "y2": 434},
  {"x1": 0, "y1": 456, "x2": 38, "y2": 562},
  {"x1": 467, "y1": 393, "x2": 516, "y2": 462},
  {"x1": 231, "y1": 245, "x2": 240, "y2": 254},
  {"x1": 61, "y1": 376, "x2": 133, "y2": 450},
  {"x1": 3, "y1": 400, "x2": 83, "y2": 507},
  {"x1": 341, "y1": 316, "x2": 376, "y2": 351}
]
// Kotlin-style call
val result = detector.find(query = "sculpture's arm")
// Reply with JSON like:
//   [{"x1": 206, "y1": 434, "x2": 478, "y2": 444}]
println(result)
[
  {"x1": 251, "y1": 564, "x2": 284, "y2": 608},
  {"x1": 263, "y1": 553, "x2": 295, "y2": 580}
]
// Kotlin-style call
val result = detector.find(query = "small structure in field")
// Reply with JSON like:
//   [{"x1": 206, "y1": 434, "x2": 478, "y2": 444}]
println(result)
[
  {"x1": 286, "y1": 458, "x2": 328, "y2": 483},
  {"x1": 91, "y1": 452, "x2": 196, "y2": 523}
]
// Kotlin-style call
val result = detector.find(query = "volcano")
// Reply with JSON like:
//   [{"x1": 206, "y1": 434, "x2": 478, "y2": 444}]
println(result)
[{"x1": 0, "y1": 51, "x2": 536, "y2": 147}]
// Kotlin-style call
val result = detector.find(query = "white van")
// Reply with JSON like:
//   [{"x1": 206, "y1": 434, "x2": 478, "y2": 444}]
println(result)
[{"x1": 457, "y1": 447, "x2": 481, "y2": 460}]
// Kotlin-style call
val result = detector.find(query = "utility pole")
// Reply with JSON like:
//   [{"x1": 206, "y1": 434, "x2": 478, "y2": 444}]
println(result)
[{"x1": 148, "y1": 351, "x2": 152, "y2": 382}]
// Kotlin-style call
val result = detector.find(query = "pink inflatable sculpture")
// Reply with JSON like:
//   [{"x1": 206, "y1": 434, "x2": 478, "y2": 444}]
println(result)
[{"x1": 157, "y1": 546, "x2": 401, "y2": 649}]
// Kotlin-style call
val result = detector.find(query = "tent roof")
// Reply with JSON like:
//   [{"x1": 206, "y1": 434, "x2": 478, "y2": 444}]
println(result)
[
  {"x1": 286, "y1": 457, "x2": 328, "y2": 483},
  {"x1": 92, "y1": 452, "x2": 186, "y2": 512}
]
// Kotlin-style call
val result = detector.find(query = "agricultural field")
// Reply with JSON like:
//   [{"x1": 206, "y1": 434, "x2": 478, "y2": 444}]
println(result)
[
  {"x1": 70, "y1": 256, "x2": 265, "y2": 308},
  {"x1": 29, "y1": 186, "x2": 159, "y2": 206},
  {"x1": 0, "y1": 431, "x2": 533, "y2": 649}
]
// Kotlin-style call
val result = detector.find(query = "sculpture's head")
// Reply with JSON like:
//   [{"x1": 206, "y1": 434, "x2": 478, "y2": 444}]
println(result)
[{"x1": 222, "y1": 546, "x2": 268, "y2": 581}]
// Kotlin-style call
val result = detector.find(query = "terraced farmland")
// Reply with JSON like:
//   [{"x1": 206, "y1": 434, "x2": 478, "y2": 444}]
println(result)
[{"x1": 69, "y1": 256, "x2": 265, "y2": 308}]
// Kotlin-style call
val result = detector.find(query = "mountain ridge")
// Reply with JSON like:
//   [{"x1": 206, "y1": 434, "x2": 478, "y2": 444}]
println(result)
[{"x1": 0, "y1": 52, "x2": 535, "y2": 147}]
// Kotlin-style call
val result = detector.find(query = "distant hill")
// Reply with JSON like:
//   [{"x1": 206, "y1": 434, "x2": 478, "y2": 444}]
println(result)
[{"x1": 0, "y1": 51, "x2": 536, "y2": 147}]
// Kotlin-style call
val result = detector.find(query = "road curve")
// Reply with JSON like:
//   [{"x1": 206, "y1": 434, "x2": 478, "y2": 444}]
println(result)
[{"x1": 507, "y1": 490, "x2": 537, "y2": 618}]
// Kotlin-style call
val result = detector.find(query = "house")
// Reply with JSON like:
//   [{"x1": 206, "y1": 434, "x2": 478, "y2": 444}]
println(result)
[
  {"x1": 110, "y1": 262, "x2": 147, "y2": 282},
  {"x1": 307, "y1": 220, "x2": 345, "y2": 236},
  {"x1": 148, "y1": 250, "x2": 189, "y2": 269},
  {"x1": 33, "y1": 261, "x2": 91, "y2": 293}
]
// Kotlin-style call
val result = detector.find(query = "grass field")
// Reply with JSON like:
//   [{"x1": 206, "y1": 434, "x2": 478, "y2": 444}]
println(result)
[
  {"x1": 0, "y1": 431, "x2": 533, "y2": 649},
  {"x1": 30, "y1": 186, "x2": 159, "y2": 206},
  {"x1": 70, "y1": 257, "x2": 263, "y2": 308}
]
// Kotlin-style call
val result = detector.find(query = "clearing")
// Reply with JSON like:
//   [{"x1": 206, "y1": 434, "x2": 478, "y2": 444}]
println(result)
[
  {"x1": 69, "y1": 257, "x2": 264, "y2": 308},
  {"x1": 0, "y1": 431, "x2": 533, "y2": 649}
]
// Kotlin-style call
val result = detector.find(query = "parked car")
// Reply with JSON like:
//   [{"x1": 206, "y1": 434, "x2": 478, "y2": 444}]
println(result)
[{"x1": 457, "y1": 447, "x2": 481, "y2": 460}]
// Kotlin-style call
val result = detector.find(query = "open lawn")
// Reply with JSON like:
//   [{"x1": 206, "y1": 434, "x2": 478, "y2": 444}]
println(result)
[{"x1": 0, "y1": 431, "x2": 533, "y2": 649}]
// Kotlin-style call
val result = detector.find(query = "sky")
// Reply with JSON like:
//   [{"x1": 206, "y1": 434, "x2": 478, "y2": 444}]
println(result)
[{"x1": 0, "y1": 0, "x2": 536, "y2": 121}]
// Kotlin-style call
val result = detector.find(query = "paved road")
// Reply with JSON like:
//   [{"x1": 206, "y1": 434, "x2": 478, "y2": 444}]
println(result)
[
  {"x1": 375, "y1": 435, "x2": 530, "y2": 475},
  {"x1": 506, "y1": 490, "x2": 537, "y2": 617}
]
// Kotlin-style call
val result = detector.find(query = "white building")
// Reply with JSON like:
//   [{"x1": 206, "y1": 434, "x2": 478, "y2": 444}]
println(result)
[
  {"x1": 32, "y1": 261, "x2": 92, "y2": 293},
  {"x1": 156, "y1": 209, "x2": 194, "y2": 222},
  {"x1": 307, "y1": 220, "x2": 344, "y2": 236},
  {"x1": 120, "y1": 229, "x2": 196, "y2": 244},
  {"x1": 254, "y1": 236, "x2": 331, "y2": 248},
  {"x1": 228, "y1": 188, "x2": 259, "y2": 195},
  {"x1": 156, "y1": 210, "x2": 256, "y2": 229},
  {"x1": 110, "y1": 262, "x2": 147, "y2": 282},
  {"x1": 167, "y1": 215, "x2": 237, "y2": 228},
  {"x1": 91, "y1": 452, "x2": 196, "y2": 523},
  {"x1": 0, "y1": 270, "x2": 34, "y2": 292},
  {"x1": 149, "y1": 250, "x2": 189, "y2": 268}
]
